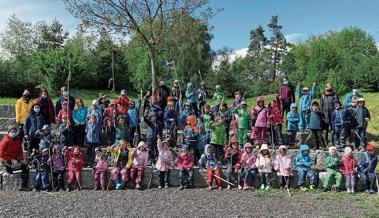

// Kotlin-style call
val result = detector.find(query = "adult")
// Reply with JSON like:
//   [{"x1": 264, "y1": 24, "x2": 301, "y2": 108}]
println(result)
[
  {"x1": 97, "y1": 93, "x2": 110, "y2": 113},
  {"x1": 278, "y1": 76, "x2": 295, "y2": 118},
  {"x1": 344, "y1": 85, "x2": 363, "y2": 107},
  {"x1": 55, "y1": 86, "x2": 75, "y2": 117},
  {"x1": 35, "y1": 88, "x2": 55, "y2": 125},
  {"x1": 320, "y1": 83, "x2": 339, "y2": 145},
  {"x1": 15, "y1": 89, "x2": 33, "y2": 138},
  {"x1": 170, "y1": 80, "x2": 182, "y2": 103},
  {"x1": 23, "y1": 103, "x2": 44, "y2": 157},
  {"x1": 118, "y1": 89, "x2": 129, "y2": 115},
  {"x1": 185, "y1": 82, "x2": 199, "y2": 117},
  {"x1": 87, "y1": 100, "x2": 103, "y2": 121},
  {"x1": 0, "y1": 127, "x2": 30, "y2": 191},
  {"x1": 154, "y1": 78, "x2": 170, "y2": 111},
  {"x1": 73, "y1": 98, "x2": 88, "y2": 147}
]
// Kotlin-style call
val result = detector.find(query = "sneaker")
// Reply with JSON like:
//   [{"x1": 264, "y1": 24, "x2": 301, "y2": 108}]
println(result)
[
  {"x1": 369, "y1": 189, "x2": 375, "y2": 194},
  {"x1": 208, "y1": 185, "x2": 212, "y2": 190},
  {"x1": 309, "y1": 185, "x2": 315, "y2": 190},
  {"x1": 93, "y1": 186, "x2": 99, "y2": 191},
  {"x1": 243, "y1": 183, "x2": 251, "y2": 190},
  {"x1": 179, "y1": 185, "x2": 184, "y2": 190},
  {"x1": 218, "y1": 186, "x2": 222, "y2": 190},
  {"x1": 364, "y1": 189, "x2": 370, "y2": 193},
  {"x1": 346, "y1": 188, "x2": 351, "y2": 194},
  {"x1": 238, "y1": 185, "x2": 243, "y2": 190},
  {"x1": 158, "y1": 185, "x2": 162, "y2": 189},
  {"x1": 19, "y1": 187, "x2": 30, "y2": 192},
  {"x1": 165, "y1": 183, "x2": 169, "y2": 189},
  {"x1": 280, "y1": 186, "x2": 284, "y2": 191},
  {"x1": 45, "y1": 189, "x2": 51, "y2": 192},
  {"x1": 227, "y1": 185, "x2": 231, "y2": 190},
  {"x1": 265, "y1": 186, "x2": 270, "y2": 191},
  {"x1": 32, "y1": 188, "x2": 38, "y2": 192},
  {"x1": 351, "y1": 188, "x2": 355, "y2": 194},
  {"x1": 60, "y1": 188, "x2": 65, "y2": 192},
  {"x1": 300, "y1": 186, "x2": 308, "y2": 192},
  {"x1": 66, "y1": 187, "x2": 71, "y2": 192},
  {"x1": 135, "y1": 184, "x2": 141, "y2": 190},
  {"x1": 260, "y1": 184, "x2": 265, "y2": 190}
]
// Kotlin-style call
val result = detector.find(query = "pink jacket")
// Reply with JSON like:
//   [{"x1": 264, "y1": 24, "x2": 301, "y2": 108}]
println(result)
[
  {"x1": 251, "y1": 106, "x2": 269, "y2": 127},
  {"x1": 132, "y1": 144, "x2": 148, "y2": 169},
  {"x1": 339, "y1": 156, "x2": 357, "y2": 175},
  {"x1": 156, "y1": 138, "x2": 173, "y2": 171},
  {"x1": 274, "y1": 155, "x2": 292, "y2": 176},
  {"x1": 94, "y1": 157, "x2": 108, "y2": 172},
  {"x1": 236, "y1": 152, "x2": 257, "y2": 170},
  {"x1": 256, "y1": 154, "x2": 273, "y2": 173},
  {"x1": 177, "y1": 153, "x2": 194, "y2": 170}
]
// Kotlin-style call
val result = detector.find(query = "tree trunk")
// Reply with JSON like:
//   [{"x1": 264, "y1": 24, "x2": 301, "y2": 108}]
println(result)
[
  {"x1": 111, "y1": 48, "x2": 115, "y2": 92},
  {"x1": 148, "y1": 47, "x2": 157, "y2": 93}
]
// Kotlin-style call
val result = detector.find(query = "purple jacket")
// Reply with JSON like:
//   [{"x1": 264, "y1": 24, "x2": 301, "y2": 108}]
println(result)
[
  {"x1": 51, "y1": 155, "x2": 65, "y2": 171},
  {"x1": 279, "y1": 84, "x2": 295, "y2": 104}
]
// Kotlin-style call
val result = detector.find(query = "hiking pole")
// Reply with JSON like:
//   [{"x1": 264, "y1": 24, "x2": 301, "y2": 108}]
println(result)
[
  {"x1": 48, "y1": 145, "x2": 55, "y2": 191},
  {"x1": 284, "y1": 176, "x2": 291, "y2": 197},
  {"x1": 213, "y1": 174, "x2": 236, "y2": 187},
  {"x1": 106, "y1": 151, "x2": 113, "y2": 191},
  {"x1": 376, "y1": 174, "x2": 379, "y2": 195},
  {"x1": 354, "y1": 130, "x2": 365, "y2": 149},
  {"x1": 147, "y1": 163, "x2": 155, "y2": 189}
]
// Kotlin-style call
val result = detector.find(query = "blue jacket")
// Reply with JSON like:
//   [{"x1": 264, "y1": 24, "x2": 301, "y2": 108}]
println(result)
[
  {"x1": 358, "y1": 152, "x2": 378, "y2": 174},
  {"x1": 73, "y1": 107, "x2": 88, "y2": 126},
  {"x1": 180, "y1": 108, "x2": 194, "y2": 127},
  {"x1": 59, "y1": 123, "x2": 74, "y2": 148},
  {"x1": 127, "y1": 100, "x2": 141, "y2": 127},
  {"x1": 185, "y1": 83, "x2": 198, "y2": 104},
  {"x1": 24, "y1": 113, "x2": 44, "y2": 138},
  {"x1": 164, "y1": 107, "x2": 178, "y2": 129},
  {"x1": 296, "y1": 85, "x2": 317, "y2": 111},
  {"x1": 115, "y1": 124, "x2": 130, "y2": 142},
  {"x1": 144, "y1": 115, "x2": 162, "y2": 140},
  {"x1": 287, "y1": 103, "x2": 299, "y2": 131},
  {"x1": 198, "y1": 144, "x2": 218, "y2": 170},
  {"x1": 294, "y1": 144, "x2": 314, "y2": 171},
  {"x1": 37, "y1": 132, "x2": 53, "y2": 150},
  {"x1": 87, "y1": 107, "x2": 103, "y2": 121},
  {"x1": 331, "y1": 108, "x2": 348, "y2": 129},
  {"x1": 309, "y1": 111, "x2": 323, "y2": 130},
  {"x1": 354, "y1": 106, "x2": 370, "y2": 128},
  {"x1": 85, "y1": 122, "x2": 101, "y2": 143},
  {"x1": 344, "y1": 92, "x2": 363, "y2": 107}
]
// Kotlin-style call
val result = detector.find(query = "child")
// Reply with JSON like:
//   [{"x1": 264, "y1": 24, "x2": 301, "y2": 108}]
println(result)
[
  {"x1": 93, "y1": 147, "x2": 109, "y2": 191},
  {"x1": 115, "y1": 115, "x2": 130, "y2": 147},
  {"x1": 66, "y1": 146, "x2": 84, "y2": 192},
  {"x1": 24, "y1": 103, "x2": 44, "y2": 157},
  {"x1": 144, "y1": 110, "x2": 162, "y2": 163},
  {"x1": 274, "y1": 145, "x2": 292, "y2": 190},
  {"x1": 340, "y1": 147, "x2": 357, "y2": 194},
  {"x1": 59, "y1": 115, "x2": 74, "y2": 149},
  {"x1": 233, "y1": 101, "x2": 250, "y2": 148},
  {"x1": 309, "y1": 101, "x2": 325, "y2": 149},
  {"x1": 217, "y1": 102, "x2": 232, "y2": 140},
  {"x1": 37, "y1": 124, "x2": 52, "y2": 151},
  {"x1": 156, "y1": 136, "x2": 173, "y2": 188},
  {"x1": 354, "y1": 98, "x2": 371, "y2": 150},
  {"x1": 131, "y1": 141, "x2": 149, "y2": 189},
  {"x1": 212, "y1": 85, "x2": 225, "y2": 108},
  {"x1": 235, "y1": 143, "x2": 257, "y2": 190},
  {"x1": 180, "y1": 102, "x2": 195, "y2": 128},
  {"x1": 331, "y1": 100, "x2": 348, "y2": 150},
  {"x1": 108, "y1": 140, "x2": 133, "y2": 190},
  {"x1": 57, "y1": 101, "x2": 73, "y2": 125},
  {"x1": 256, "y1": 144, "x2": 273, "y2": 190},
  {"x1": 177, "y1": 145, "x2": 195, "y2": 189},
  {"x1": 50, "y1": 145, "x2": 66, "y2": 191},
  {"x1": 31, "y1": 148, "x2": 51, "y2": 192},
  {"x1": 269, "y1": 96, "x2": 284, "y2": 147},
  {"x1": 294, "y1": 144, "x2": 316, "y2": 191},
  {"x1": 198, "y1": 144, "x2": 222, "y2": 190},
  {"x1": 185, "y1": 82, "x2": 199, "y2": 116},
  {"x1": 358, "y1": 144, "x2": 378, "y2": 193},
  {"x1": 287, "y1": 103, "x2": 300, "y2": 146},
  {"x1": 128, "y1": 98, "x2": 142, "y2": 145},
  {"x1": 224, "y1": 136, "x2": 241, "y2": 189},
  {"x1": 323, "y1": 146, "x2": 342, "y2": 192},
  {"x1": 183, "y1": 115, "x2": 200, "y2": 155},
  {"x1": 87, "y1": 100, "x2": 103, "y2": 121},
  {"x1": 163, "y1": 100, "x2": 178, "y2": 146},
  {"x1": 206, "y1": 115, "x2": 227, "y2": 162},
  {"x1": 202, "y1": 104, "x2": 214, "y2": 144},
  {"x1": 103, "y1": 99, "x2": 118, "y2": 144},
  {"x1": 296, "y1": 82, "x2": 317, "y2": 132},
  {"x1": 118, "y1": 89, "x2": 130, "y2": 115},
  {"x1": 86, "y1": 114, "x2": 101, "y2": 167},
  {"x1": 251, "y1": 96, "x2": 269, "y2": 147}
]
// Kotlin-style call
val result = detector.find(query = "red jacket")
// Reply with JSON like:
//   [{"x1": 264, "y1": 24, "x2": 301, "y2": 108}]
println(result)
[
  {"x1": 67, "y1": 148, "x2": 84, "y2": 171},
  {"x1": 177, "y1": 153, "x2": 194, "y2": 170},
  {"x1": 118, "y1": 96, "x2": 129, "y2": 115},
  {"x1": 0, "y1": 135, "x2": 24, "y2": 161},
  {"x1": 35, "y1": 91, "x2": 56, "y2": 124},
  {"x1": 340, "y1": 156, "x2": 357, "y2": 175},
  {"x1": 57, "y1": 109, "x2": 73, "y2": 125}
]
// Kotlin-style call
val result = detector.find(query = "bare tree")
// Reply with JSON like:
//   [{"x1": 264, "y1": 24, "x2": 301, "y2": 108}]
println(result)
[{"x1": 64, "y1": 0, "x2": 214, "y2": 91}]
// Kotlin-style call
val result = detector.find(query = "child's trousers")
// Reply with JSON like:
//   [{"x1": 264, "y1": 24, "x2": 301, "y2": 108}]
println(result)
[
  {"x1": 33, "y1": 171, "x2": 50, "y2": 190},
  {"x1": 324, "y1": 170, "x2": 342, "y2": 189},
  {"x1": 179, "y1": 169, "x2": 194, "y2": 187},
  {"x1": 158, "y1": 170, "x2": 170, "y2": 186},
  {"x1": 53, "y1": 171, "x2": 65, "y2": 190},
  {"x1": 130, "y1": 167, "x2": 144, "y2": 184},
  {"x1": 67, "y1": 169, "x2": 82, "y2": 185},
  {"x1": 94, "y1": 170, "x2": 108, "y2": 188},
  {"x1": 297, "y1": 169, "x2": 316, "y2": 187},
  {"x1": 344, "y1": 174, "x2": 355, "y2": 190},
  {"x1": 259, "y1": 172, "x2": 271, "y2": 187},
  {"x1": 207, "y1": 168, "x2": 221, "y2": 187},
  {"x1": 242, "y1": 168, "x2": 257, "y2": 186}
]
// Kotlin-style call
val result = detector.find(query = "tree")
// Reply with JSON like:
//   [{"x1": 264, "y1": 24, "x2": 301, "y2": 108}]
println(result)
[
  {"x1": 64, "y1": 0, "x2": 214, "y2": 91},
  {"x1": 34, "y1": 19, "x2": 69, "y2": 50},
  {"x1": 0, "y1": 14, "x2": 35, "y2": 61},
  {"x1": 267, "y1": 15, "x2": 288, "y2": 82}
]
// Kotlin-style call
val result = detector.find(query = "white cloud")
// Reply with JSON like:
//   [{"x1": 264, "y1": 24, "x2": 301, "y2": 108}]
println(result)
[{"x1": 285, "y1": 33, "x2": 305, "y2": 44}]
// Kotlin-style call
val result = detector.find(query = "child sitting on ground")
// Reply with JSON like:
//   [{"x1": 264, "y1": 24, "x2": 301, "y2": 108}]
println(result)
[
  {"x1": 256, "y1": 144, "x2": 273, "y2": 190},
  {"x1": 177, "y1": 145, "x2": 195, "y2": 190},
  {"x1": 235, "y1": 143, "x2": 257, "y2": 190},
  {"x1": 93, "y1": 147, "x2": 109, "y2": 191},
  {"x1": 274, "y1": 145, "x2": 292, "y2": 190},
  {"x1": 198, "y1": 144, "x2": 221, "y2": 190},
  {"x1": 358, "y1": 144, "x2": 378, "y2": 193},
  {"x1": 131, "y1": 141, "x2": 149, "y2": 190},
  {"x1": 224, "y1": 136, "x2": 241, "y2": 189},
  {"x1": 323, "y1": 146, "x2": 342, "y2": 192},
  {"x1": 66, "y1": 146, "x2": 84, "y2": 192},
  {"x1": 339, "y1": 147, "x2": 357, "y2": 194},
  {"x1": 156, "y1": 135, "x2": 173, "y2": 189},
  {"x1": 31, "y1": 148, "x2": 51, "y2": 192},
  {"x1": 108, "y1": 140, "x2": 133, "y2": 190},
  {"x1": 294, "y1": 144, "x2": 316, "y2": 191},
  {"x1": 50, "y1": 145, "x2": 66, "y2": 191}
]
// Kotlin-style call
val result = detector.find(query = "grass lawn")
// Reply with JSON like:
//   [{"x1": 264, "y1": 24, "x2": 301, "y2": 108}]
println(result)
[{"x1": 0, "y1": 89, "x2": 377, "y2": 143}]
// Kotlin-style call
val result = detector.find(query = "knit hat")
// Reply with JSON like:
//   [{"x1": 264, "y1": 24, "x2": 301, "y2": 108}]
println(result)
[
  {"x1": 328, "y1": 146, "x2": 337, "y2": 153},
  {"x1": 344, "y1": 147, "x2": 352, "y2": 156},
  {"x1": 260, "y1": 144, "x2": 269, "y2": 151},
  {"x1": 303, "y1": 87, "x2": 309, "y2": 91},
  {"x1": 366, "y1": 144, "x2": 375, "y2": 152},
  {"x1": 333, "y1": 99, "x2": 341, "y2": 105}
]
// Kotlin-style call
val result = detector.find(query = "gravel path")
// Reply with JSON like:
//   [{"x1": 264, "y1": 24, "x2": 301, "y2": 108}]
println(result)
[{"x1": 0, "y1": 188, "x2": 377, "y2": 218}]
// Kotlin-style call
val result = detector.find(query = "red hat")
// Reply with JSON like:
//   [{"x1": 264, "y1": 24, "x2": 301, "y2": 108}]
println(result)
[{"x1": 366, "y1": 144, "x2": 375, "y2": 152}]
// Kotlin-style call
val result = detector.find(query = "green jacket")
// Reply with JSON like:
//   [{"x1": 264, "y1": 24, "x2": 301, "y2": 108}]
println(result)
[
  {"x1": 203, "y1": 112, "x2": 212, "y2": 132},
  {"x1": 213, "y1": 91, "x2": 225, "y2": 105},
  {"x1": 234, "y1": 108, "x2": 250, "y2": 129},
  {"x1": 324, "y1": 155, "x2": 341, "y2": 172},
  {"x1": 206, "y1": 121, "x2": 227, "y2": 145}
]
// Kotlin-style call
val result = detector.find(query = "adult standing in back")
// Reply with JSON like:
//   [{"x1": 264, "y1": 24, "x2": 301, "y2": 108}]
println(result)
[
  {"x1": 155, "y1": 78, "x2": 170, "y2": 112},
  {"x1": 35, "y1": 88, "x2": 55, "y2": 125},
  {"x1": 55, "y1": 86, "x2": 75, "y2": 117},
  {"x1": 15, "y1": 89, "x2": 33, "y2": 139},
  {"x1": 320, "y1": 83, "x2": 339, "y2": 145},
  {"x1": 278, "y1": 76, "x2": 295, "y2": 118}
]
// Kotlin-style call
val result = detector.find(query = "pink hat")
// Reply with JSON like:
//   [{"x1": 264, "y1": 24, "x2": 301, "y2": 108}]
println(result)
[
  {"x1": 303, "y1": 87, "x2": 309, "y2": 91},
  {"x1": 257, "y1": 96, "x2": 264, "y2": 101}
]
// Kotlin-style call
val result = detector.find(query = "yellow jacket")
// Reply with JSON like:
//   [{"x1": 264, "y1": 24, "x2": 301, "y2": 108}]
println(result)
[
  {"x1": 15, "y1": 98, "x2": 33, "y2": 124},
  {"x1": 108, "y1": 144, "x2": 133, "y2": 169}
]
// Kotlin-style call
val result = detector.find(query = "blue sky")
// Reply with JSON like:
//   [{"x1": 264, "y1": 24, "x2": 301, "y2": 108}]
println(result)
[{"x1": 1, "y1": 0, "x2": 379, "y2": 51}]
